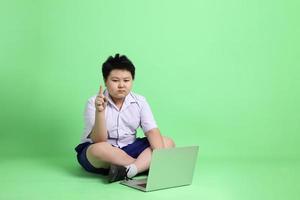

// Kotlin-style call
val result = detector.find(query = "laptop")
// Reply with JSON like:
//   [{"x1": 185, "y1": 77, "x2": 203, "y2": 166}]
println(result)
[{"x1": 120, "y1": 146, "x2": 199, "y2": 192}]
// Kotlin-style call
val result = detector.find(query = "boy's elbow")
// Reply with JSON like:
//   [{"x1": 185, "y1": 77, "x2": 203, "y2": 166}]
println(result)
[{"x1": 90, "y1": 131, "x2": 107, "y2": 143}]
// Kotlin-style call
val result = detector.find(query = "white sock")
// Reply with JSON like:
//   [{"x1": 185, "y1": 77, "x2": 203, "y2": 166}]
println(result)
[{"x1": 125, "y1": 164, "x2": 138, "y2": 178}]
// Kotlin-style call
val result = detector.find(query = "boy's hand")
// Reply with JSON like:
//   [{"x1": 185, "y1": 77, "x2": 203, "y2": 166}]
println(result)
[{"x1": 95, "y1": 85, "x2": 108, "y2": 112}]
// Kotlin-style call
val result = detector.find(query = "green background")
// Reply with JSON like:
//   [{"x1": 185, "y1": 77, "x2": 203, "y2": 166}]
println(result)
[{"x1": 1, "y1": 0, "x2": 299, "y2": 199}]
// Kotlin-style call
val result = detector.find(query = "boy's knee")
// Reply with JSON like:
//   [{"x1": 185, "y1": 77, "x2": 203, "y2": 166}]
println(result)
[
  {"x1": 86, "y1": 142, "x2": 110, "y2": 168},
  {"x1": 87, "y1": 142, "x2": 110, "y2": 158}
]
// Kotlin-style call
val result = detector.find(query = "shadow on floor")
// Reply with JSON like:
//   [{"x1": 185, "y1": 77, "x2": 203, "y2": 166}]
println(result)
[{"x1": 39, "y1": 156, "x2": 110, "y2": 184}]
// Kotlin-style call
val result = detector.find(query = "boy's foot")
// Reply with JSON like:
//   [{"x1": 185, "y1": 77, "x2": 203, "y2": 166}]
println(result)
[{"x1": 107, "y1": 165, "x2": 128, "y2": 183}]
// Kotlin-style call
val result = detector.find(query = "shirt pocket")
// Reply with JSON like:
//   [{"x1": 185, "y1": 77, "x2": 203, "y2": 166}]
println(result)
[
  {"x1": 120, "y1": 113, "x2": 140, "y2": 132},
  {"x1": 126, "y1": 118, "x2": 140, "y2": 132}
]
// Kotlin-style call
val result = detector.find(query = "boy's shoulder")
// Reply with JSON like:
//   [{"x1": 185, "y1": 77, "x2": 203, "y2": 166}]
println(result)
[{"x1": 129, "y1": 91, "x2": 147, "y2": 102}]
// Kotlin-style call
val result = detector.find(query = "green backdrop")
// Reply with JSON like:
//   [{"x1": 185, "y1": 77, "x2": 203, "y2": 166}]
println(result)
[
  {"x1": 1, "y1": 1, "x2": 300, "y2": 200},
  {"x1": 1, "y1": 0, "x2": 299, "y2": 160}
]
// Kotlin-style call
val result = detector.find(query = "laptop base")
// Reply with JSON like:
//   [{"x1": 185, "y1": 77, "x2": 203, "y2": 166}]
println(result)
[{"x1": 120, "y1": 177, "x2": 148, "y2": 192}]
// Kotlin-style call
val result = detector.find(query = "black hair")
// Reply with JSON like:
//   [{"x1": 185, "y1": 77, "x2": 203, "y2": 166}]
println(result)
[{"x1": 102, "y1": 53, "x2": 135, "y2": 81}]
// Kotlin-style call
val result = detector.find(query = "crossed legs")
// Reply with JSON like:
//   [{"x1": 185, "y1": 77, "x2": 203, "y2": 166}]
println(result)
[{"x1": 86, "y1": 136, "x2": 175, "y2": 174}]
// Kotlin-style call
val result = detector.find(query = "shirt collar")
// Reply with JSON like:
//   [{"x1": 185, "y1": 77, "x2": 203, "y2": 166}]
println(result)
[{"x1": 103, "y1": 89, "x2": 137, "y2": 111}]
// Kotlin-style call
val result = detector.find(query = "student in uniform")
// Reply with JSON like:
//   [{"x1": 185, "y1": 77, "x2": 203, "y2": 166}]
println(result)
[{"x1": 75, "y1": 54, "x2": 175, "y2": 182}]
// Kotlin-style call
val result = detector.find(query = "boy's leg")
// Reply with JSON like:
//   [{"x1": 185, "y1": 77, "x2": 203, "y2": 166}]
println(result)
[
  {"x1": 86, "y1": 142, "x2": 136, "y2": 169},
  {"x1": 132, "y1": 136, "x2": 176, "y2": 173},
  {"x1": 132, "y1": 147, "x2": 152, "y2": 173},
  {"x1": 85, "y1": 136, "x2": 175, "y2": 181}
]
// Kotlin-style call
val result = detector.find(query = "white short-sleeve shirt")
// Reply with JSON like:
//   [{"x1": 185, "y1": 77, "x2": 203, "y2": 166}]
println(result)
[{"x1": 80, "y1": 90, "x2": 158, "y2": 148}]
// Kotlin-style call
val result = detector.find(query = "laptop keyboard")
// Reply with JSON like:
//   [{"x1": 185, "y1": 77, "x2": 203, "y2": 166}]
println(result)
[{"x1": 137, "y1": 183, "x2": 147, "y2": 188}]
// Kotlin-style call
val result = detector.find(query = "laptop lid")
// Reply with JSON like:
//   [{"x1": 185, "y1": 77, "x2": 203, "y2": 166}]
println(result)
[{"x1": 145, "y1": 146, "x2": 199, "y2": 191}]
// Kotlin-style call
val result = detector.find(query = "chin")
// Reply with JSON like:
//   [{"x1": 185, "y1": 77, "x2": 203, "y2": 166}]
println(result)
[{"x1": 114, "y1": 94, "x2": 126, "y2": 99}]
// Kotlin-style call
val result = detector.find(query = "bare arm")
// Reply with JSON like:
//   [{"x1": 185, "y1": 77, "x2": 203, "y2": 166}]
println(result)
[
  {"x1": 90, "y1": 111, "x2": 107, "y2": 142},
  {"x1": 89, "y1": 85, "x2": 108, "y2": 143},
  {"x1": 145, "y1": 128, "x2": 165, "y2": 149}
]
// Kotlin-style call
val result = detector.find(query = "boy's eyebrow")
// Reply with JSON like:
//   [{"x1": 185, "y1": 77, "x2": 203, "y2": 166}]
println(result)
[{"x1": 111, "y1": 76, "x2": 131, "y2": 79}]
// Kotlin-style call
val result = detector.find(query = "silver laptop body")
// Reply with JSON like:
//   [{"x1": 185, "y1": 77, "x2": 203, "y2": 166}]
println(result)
[{"x1": 120, "y1": 146, "x2": 199, "y2": 192}]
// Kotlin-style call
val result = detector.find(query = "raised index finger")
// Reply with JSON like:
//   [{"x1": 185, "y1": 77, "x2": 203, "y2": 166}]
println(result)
[{"x1": 99, "y1": 85, "x2": 103, "y2": 95}]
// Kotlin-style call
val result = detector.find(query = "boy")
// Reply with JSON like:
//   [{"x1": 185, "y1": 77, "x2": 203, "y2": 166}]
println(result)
[{"x1": 75, "y1": 54, "x2": 175, "y2": 182}]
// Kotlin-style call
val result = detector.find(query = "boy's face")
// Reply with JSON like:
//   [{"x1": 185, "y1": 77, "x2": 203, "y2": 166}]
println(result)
[{"x1": 105, "y1": 69, "x2": 133, "y2": 100}]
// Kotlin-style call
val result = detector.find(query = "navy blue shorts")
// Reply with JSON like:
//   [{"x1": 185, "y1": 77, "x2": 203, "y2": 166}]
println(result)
[{"x1": 75, "y1": 137, "x2": 150, "y2": 175}]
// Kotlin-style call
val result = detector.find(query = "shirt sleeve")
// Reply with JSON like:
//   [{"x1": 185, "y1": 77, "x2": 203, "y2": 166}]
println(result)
[
  {"x1": 140, "y1": 97, "x2": 158, "y2": 133},
  {"x1": 81, "y1": 97, "x2": 96, "y2": 141}
]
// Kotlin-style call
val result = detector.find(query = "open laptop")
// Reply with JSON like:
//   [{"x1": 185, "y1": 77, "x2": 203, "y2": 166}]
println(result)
[{"x1": 120, "y1": 146, "x2": 199, "y2": 192}]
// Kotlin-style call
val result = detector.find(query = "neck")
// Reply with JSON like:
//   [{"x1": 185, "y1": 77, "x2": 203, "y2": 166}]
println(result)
[{"x1": 111, "y1": 96, "x2": 125, "y2": 110}]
